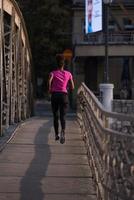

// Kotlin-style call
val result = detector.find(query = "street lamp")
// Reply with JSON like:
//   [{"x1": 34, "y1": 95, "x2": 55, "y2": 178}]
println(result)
[
  {"x1": 99, "y1": 0, "x2": 114, "y2": 112},
  {"x1": 103, "y1": 0, "x2": 113, "y2": 83}
]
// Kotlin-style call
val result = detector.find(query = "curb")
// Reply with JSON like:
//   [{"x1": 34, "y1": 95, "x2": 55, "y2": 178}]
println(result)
[
  {"x1": 0, "y1": 118, "x2": 32, "y2": 152},
  {"x1": 0, "y1": 124, "x2": 20, "y2": 152}
]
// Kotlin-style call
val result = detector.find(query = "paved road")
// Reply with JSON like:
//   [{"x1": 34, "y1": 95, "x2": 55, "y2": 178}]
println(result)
[{"x1": 0, "y1": 100, "x2": 97, "y2": 200}]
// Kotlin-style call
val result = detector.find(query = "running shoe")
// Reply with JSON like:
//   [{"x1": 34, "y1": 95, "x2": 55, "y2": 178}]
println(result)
[
  {"x1": 55, "y1": 135, "x2": 59, "y2": 140},
  {"x1": 60, "y1": 130, "x2": 65, "y2": 144}
]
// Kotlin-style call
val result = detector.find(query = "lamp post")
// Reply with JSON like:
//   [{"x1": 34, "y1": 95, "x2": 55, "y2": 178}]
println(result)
[
  {"x1": 103, "y1": 0, "x2": 113, "y2": 83},
  {"x1": 99, "y1": 0, "x2": 114, "y2": 112}
]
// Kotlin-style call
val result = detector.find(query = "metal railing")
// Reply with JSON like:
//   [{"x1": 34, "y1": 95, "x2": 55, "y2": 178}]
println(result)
[
  {"x1": 77, "y1": 83, "x2": 134, "y2": 200},
  {"x1": 0, "y1": 0, "x2": 33, "y2": 136},
  {"x1": 73, "y1": 32, "x2": 134, "y2": 45}
]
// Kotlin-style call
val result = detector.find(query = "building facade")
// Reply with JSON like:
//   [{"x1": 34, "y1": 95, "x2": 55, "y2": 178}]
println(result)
[{"x1": 72, "y1": 0, "x2": 134, "y2": 99}]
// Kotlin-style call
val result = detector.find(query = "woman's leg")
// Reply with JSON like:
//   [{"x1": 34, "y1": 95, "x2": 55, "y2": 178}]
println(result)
[
  {"x1": 59, "y1": 94, "x2": 68, "y2": 143},
  {"x1": 60, "y1": 94, "x2": 68, "y2": 130},
  {"x1": 51, "y1": 94, "x2": 59, "y2": 138}
]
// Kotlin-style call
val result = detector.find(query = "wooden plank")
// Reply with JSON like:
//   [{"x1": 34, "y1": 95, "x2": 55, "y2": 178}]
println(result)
[{"x1": 0, "y1": 117, "x2": 96, "y2": 199}]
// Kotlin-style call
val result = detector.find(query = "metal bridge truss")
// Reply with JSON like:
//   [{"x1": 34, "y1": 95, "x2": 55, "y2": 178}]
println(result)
[
  {"x1": 77, "y1": 83, "x2": 134, "y2": 200},
  {"x1": 0, "y1": 0, "x2": 33, "y2": 136}
]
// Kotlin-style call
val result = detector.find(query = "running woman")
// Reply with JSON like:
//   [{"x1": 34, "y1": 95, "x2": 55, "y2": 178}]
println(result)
[{"x1": 48, "y1": 54, "x2": 74, "y2": 144}]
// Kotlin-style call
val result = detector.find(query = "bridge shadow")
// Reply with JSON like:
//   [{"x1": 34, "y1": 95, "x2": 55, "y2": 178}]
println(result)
[{"x1": 20, "y1": 118, "x2": 52, "y2": 200}]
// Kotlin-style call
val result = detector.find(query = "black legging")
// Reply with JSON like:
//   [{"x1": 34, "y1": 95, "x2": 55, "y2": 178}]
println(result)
[{"x1": 51, "y1": 92, "x2": 68, "y2": 135}]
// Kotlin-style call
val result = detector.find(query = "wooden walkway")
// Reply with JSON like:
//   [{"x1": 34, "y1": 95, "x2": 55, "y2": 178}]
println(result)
[{"x1": 0, "y1": 101, "x2": 97, "y2": 200}]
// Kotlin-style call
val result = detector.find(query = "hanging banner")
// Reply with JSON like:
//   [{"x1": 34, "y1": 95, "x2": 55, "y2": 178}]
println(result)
[{"x1": 85, "y1": 0, "x2": 102, "y2": 33}]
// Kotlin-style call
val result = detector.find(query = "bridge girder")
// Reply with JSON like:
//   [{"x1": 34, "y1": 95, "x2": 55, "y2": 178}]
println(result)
[{"x1": 0, "y1": 0, "x2": 33, "y2": 136}]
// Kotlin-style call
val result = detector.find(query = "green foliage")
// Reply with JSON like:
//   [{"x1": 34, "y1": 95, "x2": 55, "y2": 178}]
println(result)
[{"x1": 16, "y1": 0, "x2": 72, "y2": 79}]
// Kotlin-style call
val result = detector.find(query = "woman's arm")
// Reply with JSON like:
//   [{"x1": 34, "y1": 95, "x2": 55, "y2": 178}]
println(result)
[
  {"x1": 48, "y1": 74, "x2": 53, "y2": 93},
  {"x1": 70, "y1": 78, "x2": 75, "y2": 90}
]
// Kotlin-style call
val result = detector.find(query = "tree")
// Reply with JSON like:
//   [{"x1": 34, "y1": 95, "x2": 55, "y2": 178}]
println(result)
[{"x1": 16, "y1": 0, "x2": 72, "y2": 96}]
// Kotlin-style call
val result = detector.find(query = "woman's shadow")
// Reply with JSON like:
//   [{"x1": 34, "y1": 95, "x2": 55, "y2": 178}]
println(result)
[{"x1": 20, "y1": 118, "x2": 52, "y2": 200}]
